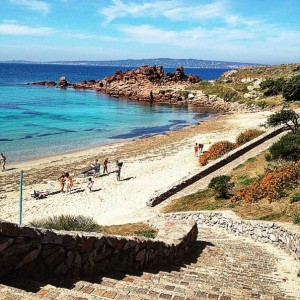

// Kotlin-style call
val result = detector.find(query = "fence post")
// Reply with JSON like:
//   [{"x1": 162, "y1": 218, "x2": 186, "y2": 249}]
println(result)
[{"x1": 19, "y1": 170, "x2": 23, "y2": 225}]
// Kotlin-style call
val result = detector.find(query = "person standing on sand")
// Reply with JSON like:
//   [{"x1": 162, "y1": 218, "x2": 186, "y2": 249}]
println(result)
[
  {"x1": 0, "y1": 153, "x2": 6, "y2": 172},
  {"x1": 87, "y1": 177, "x2": 94, "y2": 192},
  {"x1": 116, "y1": 160, "x2": 123, "y2": 181},
  {"x1": 58, "y1": 173, "x2": 66, "y2": 193},
  {"x1": 103, "y1": 157, "x2": 109, "y2": 174},
  {"x1": 198, "y1": 143, "x2": 204, "y2": 154},
  {"x1": 65, "y1": 172, "x2": 74, "y2": 193},
  {"x1": 194, "y1": 143, "x2": 199, "y2": 156}
]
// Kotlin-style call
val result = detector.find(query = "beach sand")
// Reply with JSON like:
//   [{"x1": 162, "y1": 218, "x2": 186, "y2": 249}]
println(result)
[{"x1": 0, "y1": 110, "x2": 272, "y2": 226}]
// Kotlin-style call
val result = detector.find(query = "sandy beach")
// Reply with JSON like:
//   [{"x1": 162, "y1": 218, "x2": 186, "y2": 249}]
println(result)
[{"x1": 0, "y1": 110, "x2": 273, "y2": 226}]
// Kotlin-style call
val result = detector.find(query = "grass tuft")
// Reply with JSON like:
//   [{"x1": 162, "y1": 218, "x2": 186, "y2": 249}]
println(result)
[{"x1": 30, "y1": 215, "x2": 101, "y2": 232}]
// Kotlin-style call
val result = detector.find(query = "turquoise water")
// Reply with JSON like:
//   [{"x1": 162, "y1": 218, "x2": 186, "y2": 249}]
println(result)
[{"x1": 0, "y1": 63, "x2": 221, "y2": 163}]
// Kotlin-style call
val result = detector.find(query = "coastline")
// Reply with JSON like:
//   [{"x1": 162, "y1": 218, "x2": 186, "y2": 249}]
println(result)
[
  {"x1": 0, "y1": 109, "x2": 272, "y2": 226},
  {"x1": 6, "y1": 112, "x2": 215, "y2": 166}
]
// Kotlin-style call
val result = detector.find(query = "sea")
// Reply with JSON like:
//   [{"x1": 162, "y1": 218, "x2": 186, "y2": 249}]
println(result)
[{"x1": 0, "y1": 63, "x2": 229, "y2": 163}]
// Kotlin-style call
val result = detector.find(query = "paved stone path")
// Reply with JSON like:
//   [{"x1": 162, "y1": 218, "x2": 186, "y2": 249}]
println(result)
[{"x1": 1, "y1": 226, "x2": 299, "y2": 299}]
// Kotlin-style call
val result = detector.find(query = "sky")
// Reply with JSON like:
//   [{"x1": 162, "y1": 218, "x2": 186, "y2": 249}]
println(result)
[{"x1": 0, "y1": 0, "x2": 300, "y2": 65}]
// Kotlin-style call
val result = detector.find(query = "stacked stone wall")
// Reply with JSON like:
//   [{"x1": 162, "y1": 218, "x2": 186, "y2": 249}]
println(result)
[
  {"x1": 0, "y1": 218, "x2": 198, "y2": 280},
  {"x1": 165, "y1": 211, "x2": 300, "y2": 262}
]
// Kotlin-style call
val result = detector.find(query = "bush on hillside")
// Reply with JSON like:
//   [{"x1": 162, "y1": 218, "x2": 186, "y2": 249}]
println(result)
[
  {"x1": 208, "y1": 175, "x2": 234, "y2": 199},
  {"x1": 199, "y1": 141, "x2": 236, "y2": 166},
  {"x1": 290, "y1": 192, "x2": 300, "y2": 204},
  {"x1": 291, "y1": 212, "x2": 300, "y2": 224},
  {"x1": 282, "y1": 75, "x2": 300, "y2": 101},
  {"x1": 30, "y1": 215, "x2": 101, "y2": 232},
  {"x1": 269, "y1": 130, "x2": 300, "y2": 161},
  {"x1": 236, "y1": 129, "x2": 265, "y2": 145},
  {"x1": 232, "y1": 162, "x2": 300, "y2": 203},
  {"x1": 260, "y1": 78, "x2": 286, "y2": 96}
]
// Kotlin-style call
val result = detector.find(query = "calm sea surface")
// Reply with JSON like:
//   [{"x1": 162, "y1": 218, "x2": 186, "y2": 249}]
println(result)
[{"x1": 0, "y1": 63, "x2": 229, "y2": 163}]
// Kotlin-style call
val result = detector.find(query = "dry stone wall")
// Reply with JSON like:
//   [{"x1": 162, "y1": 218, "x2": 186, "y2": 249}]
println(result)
[
  {"x1": 0, "y1": 218, "x2": 198, "y2": 280},
  {"x1": 164, "y1": 211, "x2": 300, "y2": 263}
]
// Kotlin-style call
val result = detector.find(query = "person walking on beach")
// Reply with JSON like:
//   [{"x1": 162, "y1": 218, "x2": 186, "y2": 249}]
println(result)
[
  {"x1": 115, "y1": 160, "x2": 123, "y2": 181},
  {"x1": 87, "y1": 177, "x2": 94, "y2": 192},
  {"x1": 58, "y1": 173, "x2": 66, "y2": 193},
  {"x1": 194, "y1": 143, "x2": 199, "y2": 156},
  {"x1": 65, "y1": 172, "x2": 74, "y2": 193},
  {"x1": 103, "y1": 157, "x2": 109, "y2": 174},
  {"x1": 0, "y1": 153, "x2": 6, "y2": 172},
  {"x1": 198, "y1": 143, "x2": 204, "y2": 154}
]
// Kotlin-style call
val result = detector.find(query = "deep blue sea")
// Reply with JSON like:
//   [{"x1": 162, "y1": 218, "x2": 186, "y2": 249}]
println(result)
[{"x1": 0, "y1": 63, "x2": 229, "y2": 163}]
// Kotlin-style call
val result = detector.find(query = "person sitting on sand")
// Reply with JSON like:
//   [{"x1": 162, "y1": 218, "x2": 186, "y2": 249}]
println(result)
[
  {"x1": 33, "y1": 189, "x2": 50, "y2": 199},
  {"x1": 82, "y1": 159, "x2": 100, "y2": 175},
  {"x1": 92, "y1": 159, "x2": 100, "y2": 173},
  {"x1": 58, "y1": 173, "x2": 65, "y2": 192},
  {"x1": 65, "y1": 172, "x2": 74, "y2": 193},
  {"x1": 0, "y1": 153, "x2": 6, "y2": 172},
  {"x1": 103, "y1": 157, "x2": 109, "y2": 174},
  {"x1": 87, "y1": 177, "x2": 94, "y2": 192}
]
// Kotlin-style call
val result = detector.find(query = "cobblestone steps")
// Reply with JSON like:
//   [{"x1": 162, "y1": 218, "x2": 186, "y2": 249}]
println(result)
[{"x1": 1, "y1": 227, "x2": 299, "y2": 300}]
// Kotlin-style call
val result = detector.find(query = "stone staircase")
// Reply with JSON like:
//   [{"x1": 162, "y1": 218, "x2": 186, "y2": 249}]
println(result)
[{"x1": 1, "y1": 227, "x2": 299, "y2": 300}]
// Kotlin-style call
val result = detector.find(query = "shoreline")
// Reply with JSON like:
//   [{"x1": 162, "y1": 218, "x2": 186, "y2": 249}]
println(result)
[
  {"x1": 7, "y1": 112, "x2": 215, "y2": 167},
  {"x1": 0, "y1": 109, "x2": 273, "y2": 226}
]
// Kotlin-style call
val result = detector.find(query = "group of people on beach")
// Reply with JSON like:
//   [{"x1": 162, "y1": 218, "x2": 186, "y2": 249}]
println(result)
[
  {"x1": 82, "y1": 157, "x2": 123, "y2": 181},
  {"x1": 56, "y1": 158, "x2": 123, "y2": 195},
  {"x1": 58, "y1": 172, "x2": 74, "y2": 193}
]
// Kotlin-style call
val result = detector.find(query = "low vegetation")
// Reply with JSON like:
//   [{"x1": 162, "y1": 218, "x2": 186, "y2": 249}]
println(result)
[
  {"x1": 236, "y1": 129, "x2": 265, "y2": 145},
  {"x1": 163, "y1": 144, "x2": 300, "y2": 224},
  {"x1": 199, "y1": 128, "x2": 264, "y2": 166},
  {"x1": 184, "y1": 63, "x2": 300, "y2": 108},
  {"x1": 30, "y1": 215, "x2": 157, "y2": 237},
  {"x1": 208, "y1": 175, "x2": 234, "y2": 199},
  {"x1": 199, "y1": 141, "x2": 236, "y2": 165}
]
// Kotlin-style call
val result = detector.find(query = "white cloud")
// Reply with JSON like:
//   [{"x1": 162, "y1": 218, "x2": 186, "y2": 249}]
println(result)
[
  {"x1": 118, "y1": 24, "x2": 256, "y2": 47},
  {"x1": 9, "y1": 0, "x2": 51, "y2": 14},
  {"x1": 163, "y1": 0, "x2": 227, "y2": 21},
  {"x1": 99, "y1": 0, "x2": 233, "y2": 25},
  {"x1": 100, "y1": 0, "x2": 175, "y2": 24},
  {"x1": 0, "y1": 22, "x2": 54, "y2": 35}
]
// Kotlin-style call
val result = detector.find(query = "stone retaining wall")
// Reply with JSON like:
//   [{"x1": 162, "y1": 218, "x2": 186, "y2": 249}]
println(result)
[
  {"x1": 0, "y1": 217, "x2": 198, "y2": 280},
  {"x1": 147, "y1": 126, "x2": 286, "y2": 207},
  {"x1": 164, "y1": 211, "x2": 300, "y2": 262}
]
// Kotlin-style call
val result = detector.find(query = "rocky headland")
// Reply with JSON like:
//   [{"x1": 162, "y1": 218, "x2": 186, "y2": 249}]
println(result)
[{"x1": 28, "y1": 65, "x2": 257, "y2": 112}]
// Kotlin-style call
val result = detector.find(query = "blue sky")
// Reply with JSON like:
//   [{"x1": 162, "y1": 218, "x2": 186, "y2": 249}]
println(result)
[{"x1": 0, "y1": 0, "x2": 300, "y2": 64}]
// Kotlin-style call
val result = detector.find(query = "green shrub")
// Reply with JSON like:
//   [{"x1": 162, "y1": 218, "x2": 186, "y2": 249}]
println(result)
[
  {"x1": 291, "y1": 212, "x2": 300, "y2": 224},
  {"x1": 260, "y1": 78, "x2": 286, "y2": 96},
  {"x1": 282, "y1": 75, "x2": 300, "y2": 101},
  {"x1": 134, "y1": 230, "x2": 156, "y2": 238},
  {"x1": 264, "y1": 153, "x2": 272, "y2": 161},
  {"x1": 269, "y1": 130, "x2": 300, "y2": 161},
  {"x1": 208, "y1": 175, "x2": 234, "y2": 199},
  {"x1": 236, "y1": 129, "x2": 264, "y2": 145},
  {"x1": 237, "y1": 176, "x2": 256, "y2": 186},
  {"x1": 30, "y1": 215, "x2": 101, "y2": 232},
  {"x1": 290, "y1": 192, "x2": 300, "y2": 203}
]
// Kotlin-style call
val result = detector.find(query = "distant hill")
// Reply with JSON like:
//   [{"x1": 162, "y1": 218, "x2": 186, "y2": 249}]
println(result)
[{"x1": 1, "y1": 58, "x2": 263, "y2": 69}]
